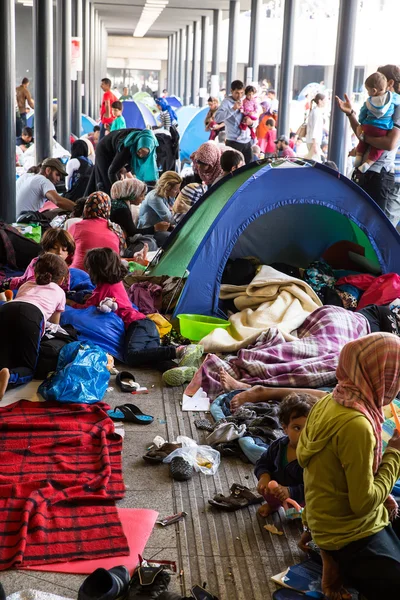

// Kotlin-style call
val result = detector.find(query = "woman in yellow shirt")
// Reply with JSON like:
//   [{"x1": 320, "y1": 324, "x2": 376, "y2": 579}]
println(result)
[{"x1": 297, "y1": 333, "x2": 400, "y2": 600}]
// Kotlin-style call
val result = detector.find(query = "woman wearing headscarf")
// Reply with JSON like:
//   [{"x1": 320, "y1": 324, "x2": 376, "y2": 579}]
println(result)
[
  {"x1": 69, "y1": 192, "x2": 126, "y2": 271},
  {"x1": 191, "y1": 141, "x2": 224, "y2": 187},
  {"x1": 297, "y1": 333, "x2": 400, "y2": 600},
  {"x1": 155, "y1": 97, "x2": 178, "y2": 130},
  {"x1": 85, "y1": 129, "x2": 159, "y2": 196},
  {"x1": 110, "y1": 178, "x2": 171, "y2": 255},
  {"x1": 256, "y1": 100, "x2": 277, "y2": 153},
  {"x1": 65, "y1": 139, "x2": 94, "y2": 201}
]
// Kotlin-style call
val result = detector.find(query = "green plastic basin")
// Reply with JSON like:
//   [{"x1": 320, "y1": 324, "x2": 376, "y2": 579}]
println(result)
[{"x1": 177, "y1": 314, "x2": 230, "y2": 341}]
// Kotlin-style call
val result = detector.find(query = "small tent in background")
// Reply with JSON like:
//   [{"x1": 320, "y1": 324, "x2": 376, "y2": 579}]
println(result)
[
  {"x1": 165, "y1": 95, "x2": 183, "y2": 109},
  {"x1": 146, "y1": 161, "x2": 400, "y2": 317},
  {"x1": 122, "y1": 100, "x2": 157, "y2": 129},
  {"x1": 179, "y1": 106, "x2": 209, "y2": 162}
]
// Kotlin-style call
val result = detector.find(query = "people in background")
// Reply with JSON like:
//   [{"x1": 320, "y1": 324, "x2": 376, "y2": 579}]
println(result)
[
  {"x1": 109, "y1": 101, "x2": 126, "y2": 132},
  {"x1": 306, "y1": 93, "x2": 325, "y2": 162},
  {"x1": 215, "y1": 80, "x2": 253, "y2": 164},
  {"x1": 252, "y1": 144, "x2": 263, "y2": 161},
  {"x1": 119, "y1": 87, "x2": 133, "y2": 101},
  {"x1": 263, "y1": 118, "x2": 277, "y2": 158},
  {"x1": 82, "y1": 125, "x2": 101, "y2": 150},
  {"x1": 155, "y1": 97, "x2": 178, "y2": 130},
  {"x1": 16, "y1": 77, "x2": 34, "y2": 128},
  {"x1": 257, "y1": 100, "x2": 276, "y2": 153},
  {"x1": 138, "y1": 171, "x2": 182, "y2": 229},
  {"x1": 16, "y1": 158, "x2": 75, "y2": 217},
  {"x1": 289, "y1": 132, "x2": 298, "y2": 150},
  {"x1": 69, "y1": 192, "x2": 126, "y2": 271},
  {"x1": 99, "y1": 78, "x2": 118, "y2": 139},
  {"x1": 65, "y1": 140, "x2": 94, "y2": 201},
  {"x1": 267, "y1": 88, "x2": 279, "y2": 114},
  {"x1": 205, "y1": 97, "x2": 225, "y2": 141},
  {"x1": 161, "y1": 89, "x2": 168, "y2": 98},
  {"x1": 240, "y1": 85, "x2": 259, "y2": 140},
  {"x1": 275, "y1": 135, "x2": 295, "y2": 158},
  {"x1": 16, "y1": 126, "x2": 34, "y2": 152},
  {"x1": 64, "y1": 197, "x2": 86, "y2": 232}
]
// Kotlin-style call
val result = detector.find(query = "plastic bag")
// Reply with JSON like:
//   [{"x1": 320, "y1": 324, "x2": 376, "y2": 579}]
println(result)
[
  {"x1": 38, "y1": 341, "x2": 110, "y2": 404},
  {"x1": 163, "y1": 435, "x2": 220, "y2": 475}
]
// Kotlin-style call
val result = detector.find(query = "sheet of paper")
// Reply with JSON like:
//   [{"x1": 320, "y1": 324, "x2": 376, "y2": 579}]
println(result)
[{"x1": 182, "y1": 387, "x2": 210, "y2": 412}]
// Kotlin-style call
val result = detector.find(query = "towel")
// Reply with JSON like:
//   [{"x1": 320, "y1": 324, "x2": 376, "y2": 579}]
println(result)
[{"x1": 200, "y1": 266, "x2": 322, "y2": 353}]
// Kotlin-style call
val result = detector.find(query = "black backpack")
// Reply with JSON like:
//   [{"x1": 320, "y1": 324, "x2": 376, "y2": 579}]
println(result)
[
  {"x1": 35, "y1": 325, "x2": 79, "y2": 379},
  {"x1": 64, "y1": 156, "x2": 94, "y2": 201}
]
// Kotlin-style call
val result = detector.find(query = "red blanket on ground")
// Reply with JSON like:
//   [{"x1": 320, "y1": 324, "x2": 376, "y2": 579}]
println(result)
[{"x1": 0, "y1": 400, "x2": 129, "y2": 570}]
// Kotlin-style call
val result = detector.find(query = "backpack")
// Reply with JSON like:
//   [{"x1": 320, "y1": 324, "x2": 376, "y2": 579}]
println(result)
[
  {"x1": 64, "y1": 157, "x2": 94, "y2": 201},
  {"x1": 0, "y1": 222, "x2": 40, "y2": 270}
]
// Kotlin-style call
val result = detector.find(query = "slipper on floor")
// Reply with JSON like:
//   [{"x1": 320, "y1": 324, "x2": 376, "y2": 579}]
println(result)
[
  {"x1": 143, "y1": 442, "x2": 182, "y2": 463},
  {"x1": 162, "y1": 366, "x2": 197, "y2": 387},
  {"x1": 107, "y1": 404, "x2": 154, "y2": 425},
  {"x1": 208, "y1": 483, "x2": 263, "y2": 511},
  {"x1": 116, "y1": 371, "x2": 139, "y2": 393}
]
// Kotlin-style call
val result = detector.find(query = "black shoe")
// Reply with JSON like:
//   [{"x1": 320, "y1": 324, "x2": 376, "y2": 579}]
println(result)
[
  {"x1": 129, "y1": 564, "x2": 171, "y2": 598},
  {"x1": 79, "y1": 566, "x2": 130, "y2": 600},
  {"x1": 170, "y1": 457, "x2": 193, "y2": 481},
  {"x1": 0, "y1": 583, "x2": 5, "y2": 600}
]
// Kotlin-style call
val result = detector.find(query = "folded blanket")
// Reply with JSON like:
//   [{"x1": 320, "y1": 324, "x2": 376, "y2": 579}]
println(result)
[{"x1": 201, "y1": 266, "x2": 322, "y2": 353}]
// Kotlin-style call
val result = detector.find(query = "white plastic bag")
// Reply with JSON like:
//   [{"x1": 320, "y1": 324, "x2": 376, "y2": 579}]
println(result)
[{"x1": 163, "y1": 435, "x2": 220, "y2": 475}]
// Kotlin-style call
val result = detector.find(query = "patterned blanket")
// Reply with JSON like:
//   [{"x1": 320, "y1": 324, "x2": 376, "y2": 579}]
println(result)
[{"x1": 196, "y1": 306, "x2": 370, "y2": 399}]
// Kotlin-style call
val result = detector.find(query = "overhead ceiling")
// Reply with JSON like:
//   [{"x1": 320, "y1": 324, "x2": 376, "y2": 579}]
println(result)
[{"x1": 91, "y1": 0, "x2": 252, "y2": 37}]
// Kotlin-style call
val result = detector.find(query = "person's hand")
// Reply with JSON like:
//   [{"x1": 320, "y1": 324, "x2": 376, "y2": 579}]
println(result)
[
  {"x1": 348, "y1": 147, "x2": 357, "y2": 157},
  {"x1": 154, "y1": 221, "x2": 170, "y2": 232},
  {"x1": 271, "y1": 485, "x2": 290, "y2": 502},
  {"x1": 298, "y1": 529, "x2": 312, "y2": 553},
  {"x1": 356, "y1": 125, "x2": 364, "y2": 140},
  {"x1": 388, "y1": 429, "x2": 400, "y2": 451},
  {"x1": 257, "y1": 474, "x2": 270, "y2": 496},
  {"x1": 335, "y1": 93, "x2": 353, "y2": 115},
  {"x1": 233, "y1": 101, "x2": 242, "y2": 111}
]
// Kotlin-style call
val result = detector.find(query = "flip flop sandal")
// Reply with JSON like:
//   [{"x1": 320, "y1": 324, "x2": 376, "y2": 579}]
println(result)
[
  {"x1": 116, "y1": 371, "x2": 139, "y2": 393},
  {"x1": 107, "y1": 404, "x2": 154, "y2": 425},
  {"x1": 208, "y1": 483, "x2": 263, "y2": 511},
  {"x1": 143, "y1": 442, "x2": 182, "y2": 463}
]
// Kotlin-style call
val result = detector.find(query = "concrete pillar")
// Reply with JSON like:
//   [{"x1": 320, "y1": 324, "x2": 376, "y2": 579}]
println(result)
[
  {"x1": 33, "y1": 0, "x2": 53, "y2": 163},
  {"x1": 57, "y1": 0, "x2": 71, "y2": 151},
  {"x1": 177, "y1": 29, "x2": 183, "y2": 99},
  {"x1": 199, "y1": 16, "x2": 208, "y2": 107},
  {"x1": 211, "y1": 9, "x2": 221, "y2": 81},
  {"x1": 248, "y1": 0, "x2": 262, "y2": 84},
  {"x1": 277, "y1": 0, "x2": 296, "y2": 138},
  {"x1": 328, "y1": 0, "x2": 358, "y2": 173},
  {"x1": 71, "y1": 0, "x2": 82, "y2": 137},
  {"x1": 226, "y1": 0, "x2": 240, "y2": 88},
  {"x1": 167, "y1": 36, "x2": 172, "y2": 92},
  {"x1": 191, "y1": 21, "x2": 199, "y2": 105},
  {"x1": 170, "y1": 33, "x2": 176, "y2": 95},
  {"x1": 184, "y1": 25, "x2": 191, "y2": 105},
  {"x1": 82, "y1": 0, "x2": 90, "y2": 115}
]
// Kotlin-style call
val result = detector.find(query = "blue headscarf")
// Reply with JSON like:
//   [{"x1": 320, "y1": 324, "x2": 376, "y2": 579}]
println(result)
[
  {"x1": 122, "y1": 130, "x2": 159, "y2": 183},
  {"x1": 156, "y1": 97, "x2": 178, "y2": 123}
]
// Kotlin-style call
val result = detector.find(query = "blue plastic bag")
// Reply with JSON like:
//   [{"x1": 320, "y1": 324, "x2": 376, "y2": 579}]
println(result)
[{"x1": 38, "y1": 341, "x2": 110, "y2": 404}]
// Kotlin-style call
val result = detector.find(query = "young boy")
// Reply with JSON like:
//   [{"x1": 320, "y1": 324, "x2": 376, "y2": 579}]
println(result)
[
  {"x1": 255, "y1": 393, "x2": 316, "y2": 517},
  {"x1": 219, "y1": 148, "x2": 245, "y2": 177},
  {"x1": 109, "y1": 101, "x2": 126, "y2": 132},
  {"x1": 16, "y1": 126, "x2": 34, "y2": 151}
]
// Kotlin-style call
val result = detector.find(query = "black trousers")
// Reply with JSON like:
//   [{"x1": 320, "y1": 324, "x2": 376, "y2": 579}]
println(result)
[
  {"x1": 124, "y1": 318, "x2": 176, "y2": 367},
  {"x1": 225, "y1": 139, "x2": 253, "y2": 165},
  {"x1": 327, "y1": 526, "x2": 400, "y2": 600},
  {"x1": 360, "y1": 168, "x2": 396, "y2": 213},
  {"x1": 0, "y1": 302, "x2": 43, "y2": 388}
]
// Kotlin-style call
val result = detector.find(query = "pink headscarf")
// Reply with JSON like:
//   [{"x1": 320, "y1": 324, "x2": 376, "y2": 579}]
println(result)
[
  {"x1": 191, "y1": 142, "x2": 224, "y2": 186},
  {"x1": 333, "y1": 332, "x2": 400, "y2": 473}
]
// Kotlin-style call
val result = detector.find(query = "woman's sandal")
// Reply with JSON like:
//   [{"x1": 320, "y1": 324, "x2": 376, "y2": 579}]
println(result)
[
  {"x1": 208, "y1": 483, "x2": 264, "y2": 511},
  {"x1": 143, "y1": 442, "x2": 182, "y2": 463},
  {"x1": 116, "y1": 371, "x2": 139, "y2": 392},
  {"x1": 107, "y1": 404, "x2": 154, "y2": 425}
]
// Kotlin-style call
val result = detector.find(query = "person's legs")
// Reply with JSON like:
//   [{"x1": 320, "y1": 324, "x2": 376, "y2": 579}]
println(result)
[
  {"x1": 238, "y1": 436, "x2": 268, "y2": 464},
  {"x1": 99, "y1": 123, "x2": 106, "y2": 140},
  {"x1": 124, "y1": 318, "x2": 177, "y2": 367},
  {"x1": 93, "y1": 145, "x2": 113, "y2": 195},
  {"x1": 385, "y1": 182, "x2": 400, "y2": 227},
  {"x1": 361, "y1": 168, "x2": 395, "y2": 213},
  {"x1": 20, "y1": 113, "x2": 27, "y2": 128}
]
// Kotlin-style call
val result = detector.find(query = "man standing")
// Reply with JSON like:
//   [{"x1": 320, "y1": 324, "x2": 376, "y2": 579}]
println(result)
[
  {"x1": 275, "y1": 135, "x2": 295, "y2": 158},
  {"x1": 120, "y1": 87, "x2": 133, "y2": 101},
  {"x1": 215, "y1": 80, "x2": 253, "y2": 164},
  {"x1": 336, "y1": 64, "x2": 400, "y2": 215},
  {"x1": 100, "y1": 78, "x2": 118, "y2": 139},
  {"x1": 16, "y1": 78, "x2": 34, "y2": 127},
  {"x1": 16, "y1": 158, "x2": 75, "y2": 217}
]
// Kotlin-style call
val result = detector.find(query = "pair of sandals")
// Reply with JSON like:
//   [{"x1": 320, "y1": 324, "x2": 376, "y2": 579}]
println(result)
[
  {"x1": 208, "y1": 483, "x2": 263, "y2": 511},
  {"x1": 107, "y1": 371, "x2": 154, "y2": 425}
]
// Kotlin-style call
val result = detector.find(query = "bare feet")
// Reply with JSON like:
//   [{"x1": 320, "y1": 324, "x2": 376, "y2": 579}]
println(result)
[
  {"x1": 219, "y1": 368, "x2": 250, "y2": 392},
  {"x1": 321, "y1": 549, "x2": 352, "y2": 600},
  {"x1": 0, "y1": 368, "x2": 10, "y2": 400},
  {"x1": 230, "y1": 386, "x2": 264, "y2": 412},
  {"x1": 258, "y1": 503, "x2": 272, "y2": 517}
]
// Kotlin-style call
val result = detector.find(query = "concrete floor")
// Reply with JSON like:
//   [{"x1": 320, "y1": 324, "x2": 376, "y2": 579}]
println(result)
[{"x1": 0, "y1": 367, "x2": 303, "y2": 600}]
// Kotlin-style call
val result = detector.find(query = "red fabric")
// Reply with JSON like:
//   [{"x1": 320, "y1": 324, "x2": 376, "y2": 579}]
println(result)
[
  {"x1": 336, "y1": 273, "x2": 400, "y2": 310},
  {"x1": 0, "y1": 400, "x2": 128, "y2": 570},
  {"x1": 69, "y1": 218, "x2": 120, "y2": 271},
  {"x1": 101, "y1": 91, "x2": 118, "y2": 125},
  {"x1": 356, "y1": 124, "x2": 387, "y2": 162},
  {"x1": 75, "y1": 281, "x2": 146, "y2": 327},
  {"x1": 322, "y1": 240, "x2": 365, "y2": 270}
]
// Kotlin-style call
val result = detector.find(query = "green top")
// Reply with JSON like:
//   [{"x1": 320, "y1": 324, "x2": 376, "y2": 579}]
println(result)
[
  {"x1": 297, "y1": 394, "x2": 400, "y2": 550},
  {"x1": 120, "y1": 95, "x2": 133, "y2": 101},
  {"x1": 110, "y1": 115, "x2": 126, "y2": 132}
]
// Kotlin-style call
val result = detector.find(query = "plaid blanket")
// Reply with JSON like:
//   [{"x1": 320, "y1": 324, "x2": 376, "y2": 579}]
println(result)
[
  {"x1": 198, "y1": 306, "x2": 370, "y2": 399},
  {"x1": 0, "y1": 401, "x2": 128, "y2": 570}
]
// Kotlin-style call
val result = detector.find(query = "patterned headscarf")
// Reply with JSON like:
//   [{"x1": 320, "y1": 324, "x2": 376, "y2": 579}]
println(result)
[
  {"x1": 333, "y1": 332, "x2": 400, "y2": 473},
  {"x1": 110, "y1": 179, "x2": 148, "y2": 212},
  {"x1": 155, "y1": 97, "x2": 178, "y2": 122},
  {"x1": 83, "y1": 192, "x2": 126, "y2": 253},
  {"x1": 191, "y1": 142, "x2": 224, "y2": 186}
]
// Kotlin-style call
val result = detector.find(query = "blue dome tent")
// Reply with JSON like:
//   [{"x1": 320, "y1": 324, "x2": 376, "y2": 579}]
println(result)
[
  {"x1": 146, "y1": 161, "x2": 400, "y2": 317},
  {"x1": 179, "y1": 106, "x2": 209, "y2": 161},
  {"x1": 165, "y1": 95, "x2": 183, "y2": 109},
  {"x1": 122, "y1": 100, "x2": 157, "y2": 129}
]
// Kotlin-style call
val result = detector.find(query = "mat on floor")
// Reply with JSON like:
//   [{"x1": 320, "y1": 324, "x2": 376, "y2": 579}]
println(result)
[
  {"x1": 0, "y1": 400, "x2": 129, "y2": 570},
  {"x1": 23, "y1": 507, "x2": 158, "y2": 575}
]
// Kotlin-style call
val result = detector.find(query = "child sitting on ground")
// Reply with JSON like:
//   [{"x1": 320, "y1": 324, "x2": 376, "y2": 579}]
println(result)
[
  {"x1": 240, "y1": 85, "x2": 258, "y2": 140},
  {"x1": 255, "y1": 393, "x2": 316, "y2": 517},
  {"x1": 67, "y1": 247, "x2": 202, "y2": 369},
  {"x1": 0, "y1": 253, "x2": 68, "y2": 398},
  {"x1": 355, "y1": 72, "x2": 400, "y2": 173},
  {"x1": 0, "y1": 228, "x2": 75, "y2": 294}
]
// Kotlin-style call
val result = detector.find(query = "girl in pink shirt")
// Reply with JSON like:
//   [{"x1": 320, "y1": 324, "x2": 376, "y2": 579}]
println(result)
[
  {"x1": 68, "y1": 247, "x2": 202, "y2": 369},
  {"x1": 264, "y1": 118, "x2": 277, "y2": 157},
  {"x1": 69, "y1": 192, "x2": 126, "y2": 271},
  {"x1": 0, "y1": 253, "x2": 68, "y2": 399}
]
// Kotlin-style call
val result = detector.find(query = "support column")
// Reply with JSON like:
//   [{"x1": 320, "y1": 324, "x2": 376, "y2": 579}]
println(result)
[
  {"x1": 170, "y1": 33, "x2": 176, "y2": 95},
  {"x1": 199, "y1": 16, "x2": 208, "y2": 107},
  {"x1": 167, "y1": 36, "x2": 172, "y2": 92},
  {"x1": 211, "y1": 9, "x2": 221, "y2": 81},
  {"x1": 328, "y1": 0, "x2": 358, "y2": 173},
  {"x1": 95, "y1": 11, "x2": 100, "y2": 115},
  {"x1": 88, "y1": 3, "x2": 95, "y2": 118},
  {"x1": 248, "y1": 0, "x2": 262, "y2": 84},
  {"x1": 57, "y1": 0, "x2": 71, "y2": 150},
  {"x1": 72, "y1": 0, "x2": 82, "y2": 137},
  {"x1": 226, "y1": 0, "x2": 239, "y2": 88},
  {"x1": 0, "y1": 0, "x2": 16, "y2": 221},
  {"x1": 184, "y1": 25, "x2": 191, "y2": 105},
  {"x1": 177, "y1": 29, "x2": 183, "y2": 99},
  {"x1": 82, "y1": 0, "x2": 89, "y2": 116},
  {"x1": 191, "y1": 21, "x2": 199, "y2": 106},
  {"x1": 33, "y1": 0, "x2": 53, "y2": 164},
  {"x1": 277, "y1": 0, "x2": 296, "y2": 138}
]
